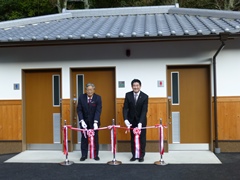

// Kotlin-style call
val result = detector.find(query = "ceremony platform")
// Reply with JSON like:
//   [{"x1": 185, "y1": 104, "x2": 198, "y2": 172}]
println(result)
[{"x1": 5, "y1": 150, "x2": 221, "y2": 164}]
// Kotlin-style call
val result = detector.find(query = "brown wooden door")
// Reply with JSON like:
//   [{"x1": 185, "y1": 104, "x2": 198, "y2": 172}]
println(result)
[
  {"x1": 25, "y1": 69, "x2": 61, "y2": 144},
  {"x1": 71, "y1": 68, "x2": 115, "y2": 145},
  {"x1": 167, "y1": 66, "x2": 211, "y2": 150}
]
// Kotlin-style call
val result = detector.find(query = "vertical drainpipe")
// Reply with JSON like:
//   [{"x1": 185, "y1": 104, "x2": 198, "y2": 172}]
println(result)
[{"x1": 213, "y1": 33, "x2": 228, "y2": 153}]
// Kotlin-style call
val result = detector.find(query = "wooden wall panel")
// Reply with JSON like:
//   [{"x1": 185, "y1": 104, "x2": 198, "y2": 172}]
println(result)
[
  {"x1": 0, "y1": 100, "x2": 22, "y2": 140},
  {"x1": 216, "y1": 96, "x2": 240, "y2": 140},
  {"x1": 116, "y1": 99, "x2": 130, "y2": 140},
  {"x1": 116, "y1": 98, "x2": 168, "y2": 141},
  {"x1": 117, "y1": 96, "x2": 240, "y2": 142},
  {"x1": 1, "y1": 96, "x2": 239, "y2": 144},
  {"x1": 146, "y1": 98, "x2": 168, "y2": 140},
  {"x1": 62, "y1": 99, "x2": 71, "y2": 140}
]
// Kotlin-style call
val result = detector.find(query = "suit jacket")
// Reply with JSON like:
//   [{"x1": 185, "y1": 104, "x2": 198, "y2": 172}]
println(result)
[
  {"x1": 123, "y1": 91, "x2": 148, "y2": 126},
  {"x1": 77, "y1": 93, "x2": 102, "y2": 128}
]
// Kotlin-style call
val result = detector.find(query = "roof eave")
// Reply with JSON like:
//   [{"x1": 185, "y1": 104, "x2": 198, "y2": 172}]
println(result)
[{"x1": 0, "y1": 33, "x2": 239, "y2": 48}]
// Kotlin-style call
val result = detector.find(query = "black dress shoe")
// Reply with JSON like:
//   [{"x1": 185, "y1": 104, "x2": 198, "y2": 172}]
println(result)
[
  {"x1": 139, "y1": 157, "x2": 144, "y2": 162},
  {"x1": 94, "y1": 156, "x2": 100, "y2": 161},
  {"x1": 130, "y1": 157, "x2": 136, "y2": 161},
  {"x1": 80, "y1": 157, "x2": 86, "y2": 161}
]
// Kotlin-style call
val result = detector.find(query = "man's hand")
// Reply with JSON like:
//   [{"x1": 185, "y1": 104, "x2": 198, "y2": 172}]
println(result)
[
  {"x1": 80, "y1": 120, "x2": 87, "y2": 129},
  {"x1": 124, "y1": 120, "x2": 132, "y2": 128},
  {"x1": 93, "y1": 123, "x2": 98, "y2": 130},
  {"x1": 138, "y1": 123, "x2": 142, "y2": 129}
]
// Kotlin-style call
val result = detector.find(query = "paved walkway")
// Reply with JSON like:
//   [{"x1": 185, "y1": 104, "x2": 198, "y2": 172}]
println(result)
[{"x1": 0, "y1": 153, "x2": 240, "y2": 179}]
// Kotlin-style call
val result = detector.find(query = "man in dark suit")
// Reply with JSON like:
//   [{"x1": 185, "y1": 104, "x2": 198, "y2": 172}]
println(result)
[
  {"x1": 123, "y1": 79, "x2": 148, "y2": 162},
  {"x1": 77, "y1": 83, "x2": 102, "y2": 161}
]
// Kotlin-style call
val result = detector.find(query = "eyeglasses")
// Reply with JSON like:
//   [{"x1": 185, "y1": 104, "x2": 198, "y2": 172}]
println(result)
[{"x1": 86, "y1": 89, "x2": 94, "y2": 92}]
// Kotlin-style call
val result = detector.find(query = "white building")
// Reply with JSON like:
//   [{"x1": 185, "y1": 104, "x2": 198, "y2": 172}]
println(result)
[{"x1": 0, "y1": 5, "x2": 240, "y2": 154}]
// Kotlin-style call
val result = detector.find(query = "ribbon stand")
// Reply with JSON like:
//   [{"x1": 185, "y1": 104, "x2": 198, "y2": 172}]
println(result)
[
  {"x1": 154, "y1": 118, "x2": 167, "y2": 166},
  {"x1": 60, "y1": 120, "x2": 74, "y2": 166},
  {"x1": 107, "y1": 119, "x2": 122, "y2": 165}
]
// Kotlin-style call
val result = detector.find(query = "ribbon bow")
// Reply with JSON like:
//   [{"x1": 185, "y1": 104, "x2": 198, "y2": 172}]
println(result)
[
  {"x1": 133, "y1": 127, "x2": 141, "y2": 135},
  {"x1": 87, "y1": 129, "x2": 95, "y2": 137},
  {"x1": 133, "y1": 127, "x2": 141, "y2": 158},
  {"x1": 87, "y1": 129, "x2": 95, "y2": 159}
]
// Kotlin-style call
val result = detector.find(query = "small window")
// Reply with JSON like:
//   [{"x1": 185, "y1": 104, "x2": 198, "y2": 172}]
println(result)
[
  {"x1": 171, "y1": 72, "x2": 179, "y2": 105},
  {"x1": 77, "y1": 74, "x2": 84, "y2": 98},
  {"x1": 53, "y1": 75, "x2": 60, "y2": 106}
]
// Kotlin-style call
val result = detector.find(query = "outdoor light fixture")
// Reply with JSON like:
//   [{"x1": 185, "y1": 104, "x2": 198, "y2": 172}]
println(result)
[{"x1": 126, "y1": 49, "x2": 131, "y2": 57}]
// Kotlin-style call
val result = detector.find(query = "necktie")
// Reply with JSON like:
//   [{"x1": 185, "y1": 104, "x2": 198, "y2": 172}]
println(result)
[
  {"x1": 134, "y1": 93, "x2": 138, "y2": 105},
  {"x1": 88, "y1": 98, "x2": 92, "y2": 104}
]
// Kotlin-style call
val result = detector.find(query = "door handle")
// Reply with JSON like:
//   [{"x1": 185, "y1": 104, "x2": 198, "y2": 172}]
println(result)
[{"x1": 73, "y1": 97, "x2": 77, "y2": 121}]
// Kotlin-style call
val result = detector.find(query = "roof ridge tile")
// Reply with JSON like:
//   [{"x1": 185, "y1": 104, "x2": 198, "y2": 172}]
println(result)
[{"x1": 169, "y1": 8, "x2": 240, "y2": 19}]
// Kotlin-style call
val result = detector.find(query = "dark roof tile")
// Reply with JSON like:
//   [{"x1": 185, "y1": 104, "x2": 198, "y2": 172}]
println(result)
[{"x1": 0, "y1": 5, "x2": 240, "y2": 43}]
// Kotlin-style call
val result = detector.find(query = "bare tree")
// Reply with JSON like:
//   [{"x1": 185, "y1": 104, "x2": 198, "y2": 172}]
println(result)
[
  {"x1": 56, "y1": 0, "x2": 62, "y2": 12},
  {"x1": 215, "y1": 0, "x2": 240, "y2": 11},
  {"x1": 49, "y1": 0, "x2": 68, "y2": 13},
  {"x1": 48, "y1": 0, "x2": 240, "y2": 12},
  {"x1": 215, "y1": 0, "x2": 240, "y2": 10},
  {"x1": 62, "y1": 0, "x2": 67, "y2": 12},
  {"x1": 84, "y1": 0, "x2": 90, "y2": 9},
  {"x1": 161, "y1": 0, "x2": 178, "y2": 5}
]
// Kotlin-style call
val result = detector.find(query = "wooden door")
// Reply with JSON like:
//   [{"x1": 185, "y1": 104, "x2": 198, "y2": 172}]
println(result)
[
  {"x1": 25, "y1": 69, "x2": 61, "y2": 144},
  {"x1": 167, "y1": 65, "x2": 211, "y2": 150},
  {"x1": 71, "y1": 68, "x2": 115, "y2": 146}
]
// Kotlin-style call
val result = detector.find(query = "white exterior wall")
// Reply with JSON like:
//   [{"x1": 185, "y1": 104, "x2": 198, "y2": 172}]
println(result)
[
  {"x1": 0, "y1": 39, "x2": 239, "y2": 100},
  {"x1": 216, "y1": 40, "x2": 240, "y2": 96}
]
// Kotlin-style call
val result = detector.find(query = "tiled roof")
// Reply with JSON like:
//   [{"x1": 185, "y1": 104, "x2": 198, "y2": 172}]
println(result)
[{"x1": 0, "y1": 5, "x2": 240, "y2": 44}]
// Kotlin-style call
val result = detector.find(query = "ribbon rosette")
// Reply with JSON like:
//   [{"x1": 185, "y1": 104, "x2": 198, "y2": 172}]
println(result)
[
  {"x1": 133, "y1": 127, "x2": 141, "y2": 135},
  {"x1": 62, "y1": 122, "x2": 167, "y2": 160},
  {"x1": 133, "y1": 128, "x2": 141, "y2": 158},
  {"x1": 87, "y1": 129, "x2": 95, "y2": 137},
  {"x1": 87, "y1": 129, "x2": 95, "y2": 159}
]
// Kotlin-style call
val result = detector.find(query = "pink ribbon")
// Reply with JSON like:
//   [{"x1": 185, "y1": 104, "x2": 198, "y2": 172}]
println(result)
[
  {"x1": 159, "y1": 125, "x2": 164, "y2": 155},
  {"x1": 87, "y1": 129, "x2": 95, "y2": 159},
  {"x1": 63, "y1": 125, "x2": 68, "y2": 155},
  {"x1": 64, "y1": 124, "x2": 167, "y2": 158},
  {"x1": 108, "y1": 125, "x2": 120, "y2": 154},
  {"x1": 155, "y1": 124, "x2": 167, "y2": 155},
  {"x1": 133, "y1": 128, "x2": 141, "y2": 158}
]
